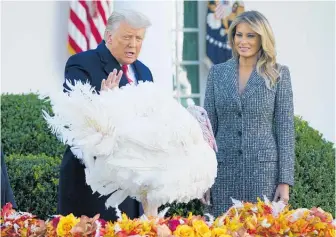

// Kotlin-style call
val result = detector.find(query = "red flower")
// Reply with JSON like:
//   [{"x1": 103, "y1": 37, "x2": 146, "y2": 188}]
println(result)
[
  {"x1": 310, "y1": 207, "x2": 330, "y2": 222},
  {"x1": 51, "y1": 216, "x2": 61, "y2": 228},
  {"x1": 1, "y1": 203, "x2": 14, "y2": 219},
  {"x1": 116, "y1": 230, "x2": 128, "y2": 237},
  {"x1": 168, "y1": 219, "x2": 181, "y2": 232},
  {"x1": 247, "y1": 228, "x2": 257, "y2": 235},
  {"x1": 98, "y1": 218, "x2": 107, "y2": 228},
  {"x1": 263, "y1": 204, "x2": 272, "y2": 215}
]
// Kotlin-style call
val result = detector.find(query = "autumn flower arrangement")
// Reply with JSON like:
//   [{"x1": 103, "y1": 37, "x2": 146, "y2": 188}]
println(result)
[{"x1": 1, "y1": 197, "x2": 335, "y2": 237}]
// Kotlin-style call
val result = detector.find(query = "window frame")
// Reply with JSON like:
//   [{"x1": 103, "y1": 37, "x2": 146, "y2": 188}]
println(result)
[{"x1": 172, "y1": 1, "x2": 205, "y2": 107}]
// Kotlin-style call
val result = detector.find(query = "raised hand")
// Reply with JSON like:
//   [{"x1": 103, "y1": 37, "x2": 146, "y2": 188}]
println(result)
[{"x1": 101, "y1": 69, "x2": 123, "y2": 91}]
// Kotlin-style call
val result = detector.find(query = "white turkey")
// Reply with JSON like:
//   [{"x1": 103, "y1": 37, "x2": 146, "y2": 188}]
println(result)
[{"x1": 42, "y1": 80, "x2": 218, "y2": 217}]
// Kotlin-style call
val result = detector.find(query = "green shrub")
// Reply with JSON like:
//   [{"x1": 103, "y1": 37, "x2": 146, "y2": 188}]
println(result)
[
  {"x1": 5, "y1": 153, "x2": 61, "y2": 219},
  {"x1": 1, "y1": 93, "x2": 65, "y2": 157},
  {"x1": 159, "y1": 199, "x2": 205, "y2": 217},
  {"x1": 289, "y1": 116, "x2": 335, "y2": 215}
]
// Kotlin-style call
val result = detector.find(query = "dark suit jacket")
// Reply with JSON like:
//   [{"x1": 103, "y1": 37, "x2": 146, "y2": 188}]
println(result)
[
  {"x1": 57, "y1": 41, "x2": 153, "y2": 221},
  {"x1": 1, "y1": 147, "x2": 17, "y2": 209}
]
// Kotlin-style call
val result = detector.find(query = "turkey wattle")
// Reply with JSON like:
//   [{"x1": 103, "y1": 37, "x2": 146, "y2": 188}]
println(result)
[{"x1": 42, "y1": 80, "x2": 218, "y2": 217}]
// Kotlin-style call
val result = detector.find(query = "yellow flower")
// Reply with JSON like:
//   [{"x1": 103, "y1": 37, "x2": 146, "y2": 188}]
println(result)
[
  {"x1": 173, "y1": 225, "x2": 195, "y2": 237},
  {"x1": 224, "y1": 215, "x2": 243, "y2": 232},
  {"x1": 56, "y1": 214, "x2": 80, "y2": 237},
  {"x1": 314, "y1": 222, "x2": 327, "y2": 230},
  {"x1": 192, "y1": 220, "x2": 211, "y2": 237},
  {"x1": 118, "y1": 213, "x2": 139, "y2": 233},
  {"x1": 328, "y1": 228, "x2": 336, "y2": 237},
  {"x1": 212, "y1": 217, "x2": 225, "y2": 228},
  {"x1": 139, "y1": 220, "x2": 153, "y2": 235},
  {"x1": 103, "y1": 221, "x2": 115, "y2": 237},
  {"x1": 211, "y1": 227, "x2": 231, "y2": 237},
  {"x1": 245, "y1": 215, "x2": 257, "y2": 231}
]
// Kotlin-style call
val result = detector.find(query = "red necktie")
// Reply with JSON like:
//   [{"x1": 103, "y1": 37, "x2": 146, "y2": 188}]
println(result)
[{"x1": 121, "y1": 65, "x2": 133, "y2": 83}]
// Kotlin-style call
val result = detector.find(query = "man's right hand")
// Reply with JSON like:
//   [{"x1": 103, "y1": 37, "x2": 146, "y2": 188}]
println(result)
[{"x1": 101, "y1": 69, "x2": 123, "y2": 91}]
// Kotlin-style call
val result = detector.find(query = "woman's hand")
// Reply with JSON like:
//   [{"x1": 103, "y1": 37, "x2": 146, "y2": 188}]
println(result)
[{"x1": 273, "y1": 183, "x2": 290, "y2": 204}]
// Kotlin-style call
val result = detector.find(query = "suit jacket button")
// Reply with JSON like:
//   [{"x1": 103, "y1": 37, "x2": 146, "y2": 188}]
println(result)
[
  {"x1": 238, "y1": 149, "x2": 243, "y2": 155},
  {"x1": 238, "y1": 112, "x2": 242, "y2": 117},
  {"x1": 238, "y1": 131, "x2": 242, "y2": 136}
]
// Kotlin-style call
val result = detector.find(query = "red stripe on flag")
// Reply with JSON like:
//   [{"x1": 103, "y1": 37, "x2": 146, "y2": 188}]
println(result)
[
  {"x1": 68, "y1": 0, "x2": 108, "y2": 55},
  {"x1": 70, "y1": 9, "x2": 86, "y2": 38},
  {"x1": 69, "y1": 35, "x2": 83, "y2": 53},
  {"x1": 97, "y1": 1, "x2": 107, "y2": 25},
  {"x1": 89, "y1": 17, "x2": 103, "y2": 44},
  {"x1": 80, "y1": 0, "x2": 102, "y2": 44}
]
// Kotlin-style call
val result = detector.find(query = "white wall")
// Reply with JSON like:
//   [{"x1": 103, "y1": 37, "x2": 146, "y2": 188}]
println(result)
[
  {"x1": 1, "y1": 1, "x2": 335, "y2": 143},
  {"x1": 1, "y1": 1, "x2": 69, "y2": 95},
  {"x1": 243, "y1": 1, "x2": 335, "y2": 143}
]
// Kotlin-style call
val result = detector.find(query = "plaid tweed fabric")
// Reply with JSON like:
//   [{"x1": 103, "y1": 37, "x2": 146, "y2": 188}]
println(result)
[{"x1": 204, "y1": 57, "x2": 295, "y2": 217}]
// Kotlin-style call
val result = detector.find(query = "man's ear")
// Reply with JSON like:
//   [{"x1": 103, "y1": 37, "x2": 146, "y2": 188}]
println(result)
[{"x1": 106, "y1": 32, "x2": 113, "y2": 44}]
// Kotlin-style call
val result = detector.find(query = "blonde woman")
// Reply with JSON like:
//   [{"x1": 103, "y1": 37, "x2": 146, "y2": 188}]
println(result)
[{"x1": 204, "y1": 10, "x2": 294, "y2": 216}]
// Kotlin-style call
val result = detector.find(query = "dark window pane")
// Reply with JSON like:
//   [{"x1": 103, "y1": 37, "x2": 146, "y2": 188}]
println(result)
[
  {"x1": 182, "y1": 32, "x2": 199, "y2": 61},
  {"x1": 179, "y1": 65, "x2": 199, "y2": 94},
  {"x1": 180, "y1": 97, "x2": 200, "y2": 108},
  {"x1": 184, "y1": 1, "x2": 198, "y2": 28},
  {"x1": 173, "y1": 65, "x2": 199, "y2": 95}
]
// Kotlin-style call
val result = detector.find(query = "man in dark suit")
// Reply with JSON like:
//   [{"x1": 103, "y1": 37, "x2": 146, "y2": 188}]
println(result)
[
  {"x1": 57, "y1": 9, "x2": 153, "y2": 221},
  {"x1": 1, "y1": 146, "x2": 17, "y2": 209}
]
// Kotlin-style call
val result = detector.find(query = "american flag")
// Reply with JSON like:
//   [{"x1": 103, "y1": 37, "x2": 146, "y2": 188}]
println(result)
[
  {"x1": 67, "y1": 0, "x2": 112, "y2": 55},
  {"x1": 205, "y1": 1, "x2": 244, "y2": 67},
  {"x1": 214, "y1": 0, "x2": 231, "y2": 19}
]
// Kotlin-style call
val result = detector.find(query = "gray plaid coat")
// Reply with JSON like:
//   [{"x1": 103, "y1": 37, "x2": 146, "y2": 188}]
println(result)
[{"x1": 204, "y1": 57, "x2": 295, "y2": 217}]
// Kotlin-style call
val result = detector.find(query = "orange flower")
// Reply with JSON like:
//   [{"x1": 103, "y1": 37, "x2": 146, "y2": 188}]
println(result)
[
  {"x1": 156, "y1": 224, "x2": 172, "y2": 237},
  {"x1": 70, "y1": 214, "x2": 100, "y2": 236}
]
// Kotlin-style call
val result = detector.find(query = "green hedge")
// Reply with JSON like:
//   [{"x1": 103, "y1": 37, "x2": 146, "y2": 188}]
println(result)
[
  {"x1": 1, "y1": 93, "x2": 335, "y2": 218},
  {"x1": 1, "y1": 93, "x2": 65, "y2": 157},
  {"x1": 5, "y1": 153, "x2": 61, "y2": 219},
  {"x1": 289, "y1": 117, "x2": 335, "y2": 215}
]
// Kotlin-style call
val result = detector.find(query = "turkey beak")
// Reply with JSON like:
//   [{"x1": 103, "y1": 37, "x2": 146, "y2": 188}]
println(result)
[{"x1": 206, "y1": 117, "x2": 218, "y2": 152}]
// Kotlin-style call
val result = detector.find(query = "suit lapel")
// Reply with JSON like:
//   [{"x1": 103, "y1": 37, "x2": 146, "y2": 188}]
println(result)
[
  {"x1": 225, "y1": 57, "x2": 265, "y2": 104},
  {"x1": 225, "y1": 58, "x2": 241, "y2": 106},
  {"x1": 103, "y1": 61, "x2": 120, "y2": 75},
  {"x1": 241, "y1": 68, "x2": 265, "y2": 101},
  {"x1": 132, "y1": 61, "x2": 144, "y2": 83}
]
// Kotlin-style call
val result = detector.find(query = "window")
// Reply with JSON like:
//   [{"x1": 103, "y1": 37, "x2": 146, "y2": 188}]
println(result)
[{"x1": 172, "y1": 1, "x2": 203, "y2": 108}]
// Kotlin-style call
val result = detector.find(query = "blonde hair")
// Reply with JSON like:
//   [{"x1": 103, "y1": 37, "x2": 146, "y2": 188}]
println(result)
[{"x1": 228, "y1": 10, "x2": 280, "y2": 88}]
